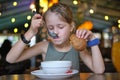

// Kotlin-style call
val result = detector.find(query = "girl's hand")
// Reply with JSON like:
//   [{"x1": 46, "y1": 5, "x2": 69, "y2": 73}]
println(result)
[
  {"x1": 29, "y1": 14, "x2": 43, "y2": 35},
  {"x1": 76, "y1": 29, "x2": 96, "y2": 41}
]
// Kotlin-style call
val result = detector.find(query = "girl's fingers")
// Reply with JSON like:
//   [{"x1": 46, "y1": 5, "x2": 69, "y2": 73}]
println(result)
[
  {"x1": 32, "y1": 14, "x2": 42, "y2": 20},
  {"x1": 76, "y1": 29, "x2": 87, "y2": 39},
  {"x1": 32, "y1": 17, "x2": 43, "y2": 27},
  {"x1": 81, "y1": 29, "x2": 87, "y2": 39},
  {"x1": 84, "y1": 31, "x2": 91, "y2": 40},
  {"x1": 76, "y1": 29, "x2": 93, "y2": 40},
  {"x1": 76, "y1": 30, "x2": 81, "y2": 38}
]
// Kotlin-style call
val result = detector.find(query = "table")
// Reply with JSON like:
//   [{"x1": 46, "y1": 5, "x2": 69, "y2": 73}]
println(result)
[
  {"x1": 0, "y1": 73, "x2": 120, "y2": 80},
  {"x1": 80, "y1": 73, "x2": 120, "y2": 80}
]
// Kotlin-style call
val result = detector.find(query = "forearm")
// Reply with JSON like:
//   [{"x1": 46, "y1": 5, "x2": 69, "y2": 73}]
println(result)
[
  {"x1": 91, "y1": 45, "x2": 105, "y2": 74},
  {"x1": 6, "y1": 30, "x2": 34, "y2": 63},
  {"x1": 80, "y1": 49, "x2": 93, "y2": 70},
  {"x1": 80, "y1": 46, "x2": 105, "y2": 74},
  {"x1": 6, "y1": 40, "x2": 26, "y2": 63}
]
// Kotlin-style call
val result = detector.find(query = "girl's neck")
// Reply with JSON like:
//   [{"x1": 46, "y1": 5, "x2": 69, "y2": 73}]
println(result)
[{"x1": 53, "y1": 40, "x2": 71, "y2": 52}]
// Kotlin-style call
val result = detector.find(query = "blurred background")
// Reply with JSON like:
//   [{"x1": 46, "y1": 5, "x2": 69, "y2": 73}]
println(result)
[{"x1": 0, "y1": 0, "x2": 120, "y2": 75}]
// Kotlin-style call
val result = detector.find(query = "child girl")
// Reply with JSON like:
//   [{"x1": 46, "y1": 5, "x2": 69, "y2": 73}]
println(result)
[{"x1": 6, "y1": 2, "x2": 105, "y2": 74}]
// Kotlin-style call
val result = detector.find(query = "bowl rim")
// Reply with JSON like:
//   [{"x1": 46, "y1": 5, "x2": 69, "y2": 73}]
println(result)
[
  {"x1": 41, "y1": 67, "x2": 71, "y2": 68},
  {"x1": 40, "y1": 61, "x2": 72, "y2": 67},
  {"x1": 41, "y1": 61, "x2": 71, "y2": 63}
]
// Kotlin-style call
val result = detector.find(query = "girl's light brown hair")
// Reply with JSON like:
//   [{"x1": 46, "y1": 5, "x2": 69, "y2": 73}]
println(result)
[{"x1": 43, "y1": 2, "x2": 73, "y2": 24}]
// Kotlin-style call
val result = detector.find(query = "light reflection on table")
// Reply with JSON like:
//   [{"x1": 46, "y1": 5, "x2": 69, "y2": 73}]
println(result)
[
  {"x1": 0, "y1": 73, "x2": 120, "y2": 80},
  {"x1": 80, "y1": 73, "x2": 120, "y2": 80}
]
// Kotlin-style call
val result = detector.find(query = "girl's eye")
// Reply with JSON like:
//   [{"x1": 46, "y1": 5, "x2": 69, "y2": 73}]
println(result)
[
  {"x1": 48, "y1": 26, "x2": 54, "y2": 30},
  {"x1": 59, "y1": 26, "x2": 64, "y2": 29},
  {"x1": 58, "y1": 25, "x2": 64, "y2": 29}
]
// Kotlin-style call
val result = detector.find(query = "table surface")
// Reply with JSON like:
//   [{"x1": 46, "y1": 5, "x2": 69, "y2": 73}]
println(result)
[{"x1": 0, "y1": 73, "x2": 120, "y2": 80}]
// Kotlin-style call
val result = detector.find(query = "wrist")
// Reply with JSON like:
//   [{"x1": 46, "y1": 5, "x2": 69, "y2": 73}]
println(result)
[
  {"x1": 87, "y1": 38, "x2": 100, "y2": 47},
  {"x1": 25, "y1": 30, "x2": 35, "y2": 39},
  {"x1": 89, "y1": 35, "x2": 96, "y2": 41},
  {"x1": 21, "y1": 34, "x2": 31, "y2": 44},
  {"x1": 21, "y1": 30, "x2": 34, "y2": 44}
]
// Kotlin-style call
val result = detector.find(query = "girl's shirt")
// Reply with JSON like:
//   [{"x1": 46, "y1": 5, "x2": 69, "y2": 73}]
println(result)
[{"x1": 45, "y1": 42, "x2": 80, "y2": 70}]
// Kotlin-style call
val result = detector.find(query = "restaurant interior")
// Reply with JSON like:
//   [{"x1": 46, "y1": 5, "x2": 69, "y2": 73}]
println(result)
[{"x1": 0, "y1": 0, "x2": 120, "y2": 76}]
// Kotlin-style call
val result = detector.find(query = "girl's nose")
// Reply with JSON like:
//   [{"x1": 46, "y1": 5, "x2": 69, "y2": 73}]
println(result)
[{"x1": 54, "y1": 28, "x2": 58, "y2": 34}]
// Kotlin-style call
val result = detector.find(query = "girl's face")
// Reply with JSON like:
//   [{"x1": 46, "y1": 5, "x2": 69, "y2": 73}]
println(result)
[{"x1": 45, "y1": 12, "x2": 73, "y2": 45}]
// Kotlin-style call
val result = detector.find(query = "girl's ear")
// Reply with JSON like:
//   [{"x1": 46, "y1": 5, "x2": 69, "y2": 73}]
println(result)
[{"x1": 70, "y1": 22, "x2": 76, "y2": 33}]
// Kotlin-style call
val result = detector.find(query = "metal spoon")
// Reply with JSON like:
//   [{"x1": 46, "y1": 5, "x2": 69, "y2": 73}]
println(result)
[{"x1": 48, "y1": 31, "x2": 58, "y2": 39}]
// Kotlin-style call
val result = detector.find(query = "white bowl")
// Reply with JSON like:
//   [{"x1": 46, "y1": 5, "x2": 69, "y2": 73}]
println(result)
[{"x1": 40, "y1": 61, "x2": 72, "y2": 74}]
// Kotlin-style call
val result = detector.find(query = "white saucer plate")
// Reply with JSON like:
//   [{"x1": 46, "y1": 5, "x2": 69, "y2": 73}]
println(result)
[{"x1": 31, "y1": 69, "x2": 79, "y2": 79}]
